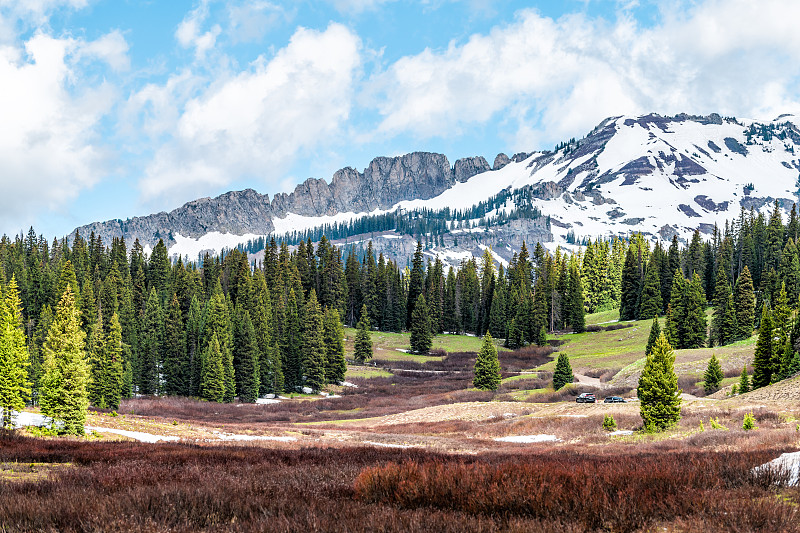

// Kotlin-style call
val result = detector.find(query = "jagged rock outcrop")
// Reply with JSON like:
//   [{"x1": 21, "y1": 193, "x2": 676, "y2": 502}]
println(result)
[{"x1": 493, "y1": 153, "x2": 511, "y2": 170}]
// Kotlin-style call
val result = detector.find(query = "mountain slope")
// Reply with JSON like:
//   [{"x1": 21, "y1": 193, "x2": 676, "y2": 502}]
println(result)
[{"x1": 73, "y1": 112, "x2": 800, "y2": 261}]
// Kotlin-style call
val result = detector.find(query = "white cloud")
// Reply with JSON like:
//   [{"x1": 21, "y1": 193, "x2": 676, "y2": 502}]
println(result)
[
  {"x1": 138, "y1": 23, "x2": 362, "y2": 201},
  {"x1": 227, "y1": 1, "x2": 291, "y2": 43},
  {"x1": 0, "y1": 0, "x2": 89, "y2": 26},
  {"x1": 371, "y1": 0, "x2": 800, "y2": 149},
  {"x1": 76, "y1": 29, "x2": 129, "y2": 71},
  {"x1": 324, "y1": 0, "x2": 396, "y2": 14},
  {"x1": 0, "y1": 31, "x2": 118, "y2": 233},
  {"x1": 176, "y1": 0, "x2": 221, "y2": 60}
]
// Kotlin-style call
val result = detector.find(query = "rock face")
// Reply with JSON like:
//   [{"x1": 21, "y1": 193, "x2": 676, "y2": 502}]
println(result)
[{"x1": 72, "y1": 152, "x2": 492, "y2": 248}]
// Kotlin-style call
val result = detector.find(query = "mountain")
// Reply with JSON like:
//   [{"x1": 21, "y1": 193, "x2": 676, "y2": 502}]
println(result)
[{"x1": 73, "y1": 112, "x2": 800, "y2": 265}]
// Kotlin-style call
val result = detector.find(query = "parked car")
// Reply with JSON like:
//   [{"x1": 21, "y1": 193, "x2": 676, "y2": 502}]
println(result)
[
  {"x1": 603, "y1": 396, "x2": 626, "y2": 403},
  {"x1": 576, "y1": 393, "x2": 596, "y2": 403}
]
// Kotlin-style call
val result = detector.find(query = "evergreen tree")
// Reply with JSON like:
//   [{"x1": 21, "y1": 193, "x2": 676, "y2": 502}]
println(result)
[
  {"x1": 566, "y1": 262, "x2": 586, "y2": 333},
  {"x1": 664, "y1": 271, "x2": 686, "y2": 347},
  {"x1": 473, "y1": 333, "x2": 501, "y2": 391},
  {"x1": 738, "y1": 365, "x2": 751, "y2": 394},
  {"x1": 186, "y1": 295, "x2": 203, "y2": 397},
  {"x1": 322, "y1": 307, "x2": 347, "y2": 384},
  {"x1": 353, "y1": 304, "x2": 373, "y2": 364},
  {"x1": 302, "y1": 290, "x2": 326, "y2": 392},
  {"x1": 703, "y1": 354, "x2": 724, "y2": 394},
  {"x1": 620, "y1": 248, "x2": 641, "y2": 320},
  {"x1": 200, "y1": 334, "x2": 226, "y2": 402},
  {"x1": 682, "y1": 273, "x2": 707, "y2": 349},
  {"x1": 138, "y1": 287, "x2": 163, "y2": 395},
  {"x1": 637, "y1": 333, "x2": 681, "y2": 432},
  {"x1": 233, "y1": 308, "x2": 259, "y2": 402},
  {"x1": 406, "y1": 241, "x2": 425, "y2": 328},
  {"x1": 203, "y1": 289, "x2": 235, "y2": 401},
  {"x1": 752, "y1": 306, "x2": 774, "y2": 389},
  {"x1": 734, "y1": 266, "x2": 755, "y2": 340},
  {"x1": 777, "y1": 337, "x2": 795, "y2": 382},
  {"x1": 552, "y1": 353, "x2": 574, "y2": 390},
  {"x1": 86, "y1": 311, "x2": 106, "y2": 407},
  {"x1": 0, "y1": 277, "x2": 31, "y2": 427},
  {"x1": 488, "y1": 282, "x2": 507, "y2": 339},
  {"x1": 40, "y1": 286, "x2": 90, "y2": 435},
  {"x1": 645, "y1": 317, "x2": 660, "y2": 357},
  {"x1": 163, "y1": 293, "x2": 188, "y2": 396},
  {"x1": 101, "y1": 313, "x2": 124, "y2": 410},
  {"x1": 250, "y1": 272, "x2": 283, "y2": 395},
  {"x1": 638, "y1": 258, "x2": 662, "y2": 320},
  {"x1": 410, "y1": 294, "x2": 432, "y2": 354}
]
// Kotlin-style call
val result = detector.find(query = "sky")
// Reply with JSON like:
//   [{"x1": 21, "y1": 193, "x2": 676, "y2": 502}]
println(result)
[{"x1": 2, "y1": 0, "x2": 800, "y2": 238}]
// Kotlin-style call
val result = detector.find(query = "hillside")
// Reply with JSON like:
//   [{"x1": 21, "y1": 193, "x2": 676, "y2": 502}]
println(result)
[{"x1": 73, "y1": 112, "x2": 800, "y2": 263}]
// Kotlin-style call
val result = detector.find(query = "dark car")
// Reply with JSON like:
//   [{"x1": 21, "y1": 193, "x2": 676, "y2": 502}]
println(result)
[
  {"x1": 576, "y1": 393, "x2": 596, "y2": 403},
  {"x1": 603, "y1": 396, "x2": 626, "y2": 403}
]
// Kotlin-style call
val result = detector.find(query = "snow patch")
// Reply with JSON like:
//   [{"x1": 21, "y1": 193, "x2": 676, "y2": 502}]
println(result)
[
  {"x1": 255, "y1": 398, "x2": 281, "y2": 405},
  {"x1": 363, "y1": 441, "x2": 413, "y2": 448},
  {"x1": 87, "y1": 426, "x2": 180, "y2": 443},
  {"x1": 495, "y1": 434, "x2": 561, "y2": 443},
  {"x1": 169, "y1": 232, "x2": 262, "y2": 260},
  {"x1": 339, "y1": 381, "x2": 359, "y2": 388},
  {"x1": 608, "y1": 430, "x2": 634, "y2": 436},
  {"x1": 213, "y1": 432, "x2": 298, "y2": 442},
  {"x1": 754, "y1": 451, "x2": 800, "y2": 486}
]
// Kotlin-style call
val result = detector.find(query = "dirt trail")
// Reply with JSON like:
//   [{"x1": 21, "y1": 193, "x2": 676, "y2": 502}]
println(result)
[{"x1": 573, "y1": 373, "x2": 605, "y2": 388}]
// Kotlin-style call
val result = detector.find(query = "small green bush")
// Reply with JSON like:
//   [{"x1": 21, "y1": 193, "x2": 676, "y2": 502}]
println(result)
[
  {"x1": 743, "y1": 412, "x2": 757, "y2": 431},
  {"x1": 698, "y1": 421, "x2": 705, "y2": 432},
  {"x1": 709, "y1": 417, "x2": 727, "y2": 430},
  {"x1": 603, "y1": 414, "x2": 617, "y2": 431}
]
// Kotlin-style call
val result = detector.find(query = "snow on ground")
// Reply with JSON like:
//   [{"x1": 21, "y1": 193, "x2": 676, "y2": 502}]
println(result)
[
  {"x1": 87, "y1": 426, "x2": 180, "y2": 443},
  {"x1": 169, "y1": 232, "x2": 262, "y2": 260},
  {"x1": 212, "y1": 432, "x2": 297, "y2": 442},
  {"x1": 340, "y1": 381, "x2": 359, "y2": 388},
  {"x1": 271, "y1": 209, "x2": 387, "y2": 236},
  {"x1": 754, "y1": 451, "x2": 800, "y2": 486},
  {"x1": 255, "y1": 398, "x2": 281, "y2": 405},
  {"x1": 362, "y1": 441, "x2": 413, "y2": 449},
  {"x1": 607, "y1": 430, "x2": 634, "y2": 436},
  {"x1": 478, "y1": 244, "x2": 509, "y2": 267},
  {"x1": 495, "y1": 434, "x2": 561, "y2": 443}
]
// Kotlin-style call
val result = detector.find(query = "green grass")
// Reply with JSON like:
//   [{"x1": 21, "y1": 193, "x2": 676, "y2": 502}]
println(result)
[
  {"x1": 585, "y1": 308, "x2": 621, "y2": 325},
  {"x1": 344, "y1": 328, "x2": 503, "y2": 358},
  {"x1": 547, "y1": 317, "x2": 652, "y2": 370},
  {"x1": 345, "y1": 367, "x2": 393, "y2": 379}
]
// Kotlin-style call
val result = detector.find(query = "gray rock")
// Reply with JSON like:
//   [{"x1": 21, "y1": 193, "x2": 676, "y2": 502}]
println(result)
[{"x1": 493, "y1": 153, "x2": 511, "y2": 170}]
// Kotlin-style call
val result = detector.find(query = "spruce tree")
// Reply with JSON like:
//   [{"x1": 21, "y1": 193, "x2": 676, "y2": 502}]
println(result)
[
  {"x1": 86, "y1": 311, "x2": 107, "y2": 408},
  {"x1": 638, "y1": 333, "x2": 681, "y2": 432},
  {"x1": 410, "y1": 294, "x2": 432, "y2": 354},
  {"x1": 620, "y1": 248, "x2": 640, "y2": 321},
  {"x1": 703, "y1": 354, "x2": 724, "y2": 394},
  {"x1": 473, "y1": 333, "x2": 501, "y2": 391},
  {"x1": 734, "y1": 266, "x2": 755, "y2": 340},
  {"x1": 203, "y1": 289, "x2": 235, "y2": 401},
  {"x1": 102, "y1": 313, "x2": 124, "y2": 410},
  {"x1": 751, "y1": 306, "x2": 774, "y2": 389},
  {"x1": 682, "y1": 273, "x2": 707, "y2": 349},
  {"x1": 40, "y1": 286, "x2": 90, "y2": 435},
  {"x1": 0, "y1": 277, "x2": 31, "y2": 427},
  {"x1": 738, "y1": 365, "x2": 751, "y2": 394},
  {"x1": 200, "y1": 334, "x2": 226, "y2": 402},
  {"x1": 777, "y1": 337, "x2": 795, "y2": 382},
  {"x1": 354, "y1": 305, "x2": 373, "y2": 363},
  {"x1": 233, "y1": 308, "x2": 259, "y2": 402},
  {"x1": 322, "y1": 307, "x2": 347, "y2": 384},
  {"x1": 645, "y1": 317, "x2": 660, "y2": 357},
  {"x1": 163, "y1": 293, "x2": 188, "y2": 396},
  {"x1": 250, "y1": 271, "x2": 283, "y2": 395},
  {"x1": 138, "y1": 287, "x2": 164, "y2": 395},
  {"x1": 552, "y1": 353, "x2": 574, "y2": 390},
  {"x1": 567, "y1": 262, "x2": 586, "y2": 333},
  {"x1": 711, "y1": 268, "x2": 734, "y2": 346},
  {"x1": 406, "y1": 241, "x2": 425, "y2": 328},
  {"x1": 638, "y1": 258, "x2": 662, "y2": 320},
  {"x1": 302, "y1": 290, "x2": 326, "y2": 392},
  {"x1": 665, "y1": 271, "x2": 686, "y2": 347}
]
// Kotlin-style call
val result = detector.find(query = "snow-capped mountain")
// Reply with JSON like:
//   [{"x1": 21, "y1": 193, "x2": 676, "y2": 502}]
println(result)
[{"x1": 73, "y1": 112, "x2": 800, "y2": 263}]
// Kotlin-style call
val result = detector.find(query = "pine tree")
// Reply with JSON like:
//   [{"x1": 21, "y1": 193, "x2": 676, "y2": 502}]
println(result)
[
  {"x1": 138, "y1": 287, "x2": 163, "y2": 395},
  {"x1": 163, "y1": 293, "x2": 188, "y2": 396},
  {"x1": 250, "y1": 271, "x2": 283, "y2": 395},
  {"x1": 734, "y1": 266, "x2": 755, "y2": 340},
  {"x1": 0, "y1": 277, "x2": 31, "y2": 427},
  {"x1": 203, "y1": 289, "x2": 235, "y2": 401},
  {"x1": 323, "y1": 307, "x2": 347, "y2": 384},
  {"x1": 40, "y1": 286, "x2": 90, "y2": 435},
  {"x1": 752, "y1": 306, "x2": 774, "y2": 389},
  {"x1": 566, "y1": 262, "x2": 586, "y2": 333},
  {"x1": 620, "y1": 248, "x2": 641, "y2": 320},
  {"x1": 638, "y1": 258, "x2": 662, "y2": 320},
  {"x1": 682, "y1": 273, "x2": 707, "y2": 349},
  {"x1": 738, "y1": 365, "x2": 751, "y2": 394},
  {"x1": 552, "y1": 353, "x2": 574, "y2": 390},
  {"x1": 86, "y1": 311, "x2": 107, "y2": 407},
  {"x1": 233, "y1": 308, "x2": 259, "y2": 402},
  {"x1": 645, "y1": 317, "x2": 660, "y2": 357},
  {"x1": 353, "y1": 305, "x2": 373, "y2": 364},
  {"x1": 711, "y1": 268, "x2": 735, "y2": 346},
  {"x1": 406, "y1": 241, "x2": 425, "y2": 328},
  {"x1": 473, "y1": 333, "x2": 501, "y2": 391},
  {"x1": 410, "y1": 294, "x2": 432, "y2": 354},
  {"x1": 665, "y1": 271, "x2": 686, "y2": 347},
  {"x1": 302, "y1": 290, "x2": 326, "y2": 392},
  {"x1": 638, "y1": 333, "x2": 681, "y2": 432},
  {"x1": 777, "y1": 337, "x2": 795, "y2": 382},
  {"x1": 101, "y1": 313, "x2": 124, "y2": 410},
  {"x1": 703, "y1": 354, "x2": 724, "y2": 394},
  {"x1": 200, "y1": 334, "x2": 226, "y2": 402}
]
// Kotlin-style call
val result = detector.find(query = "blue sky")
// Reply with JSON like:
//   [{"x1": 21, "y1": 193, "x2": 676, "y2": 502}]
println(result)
[{"x1": 1, "y1": 0, "x2": 799, "y2": 238}]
